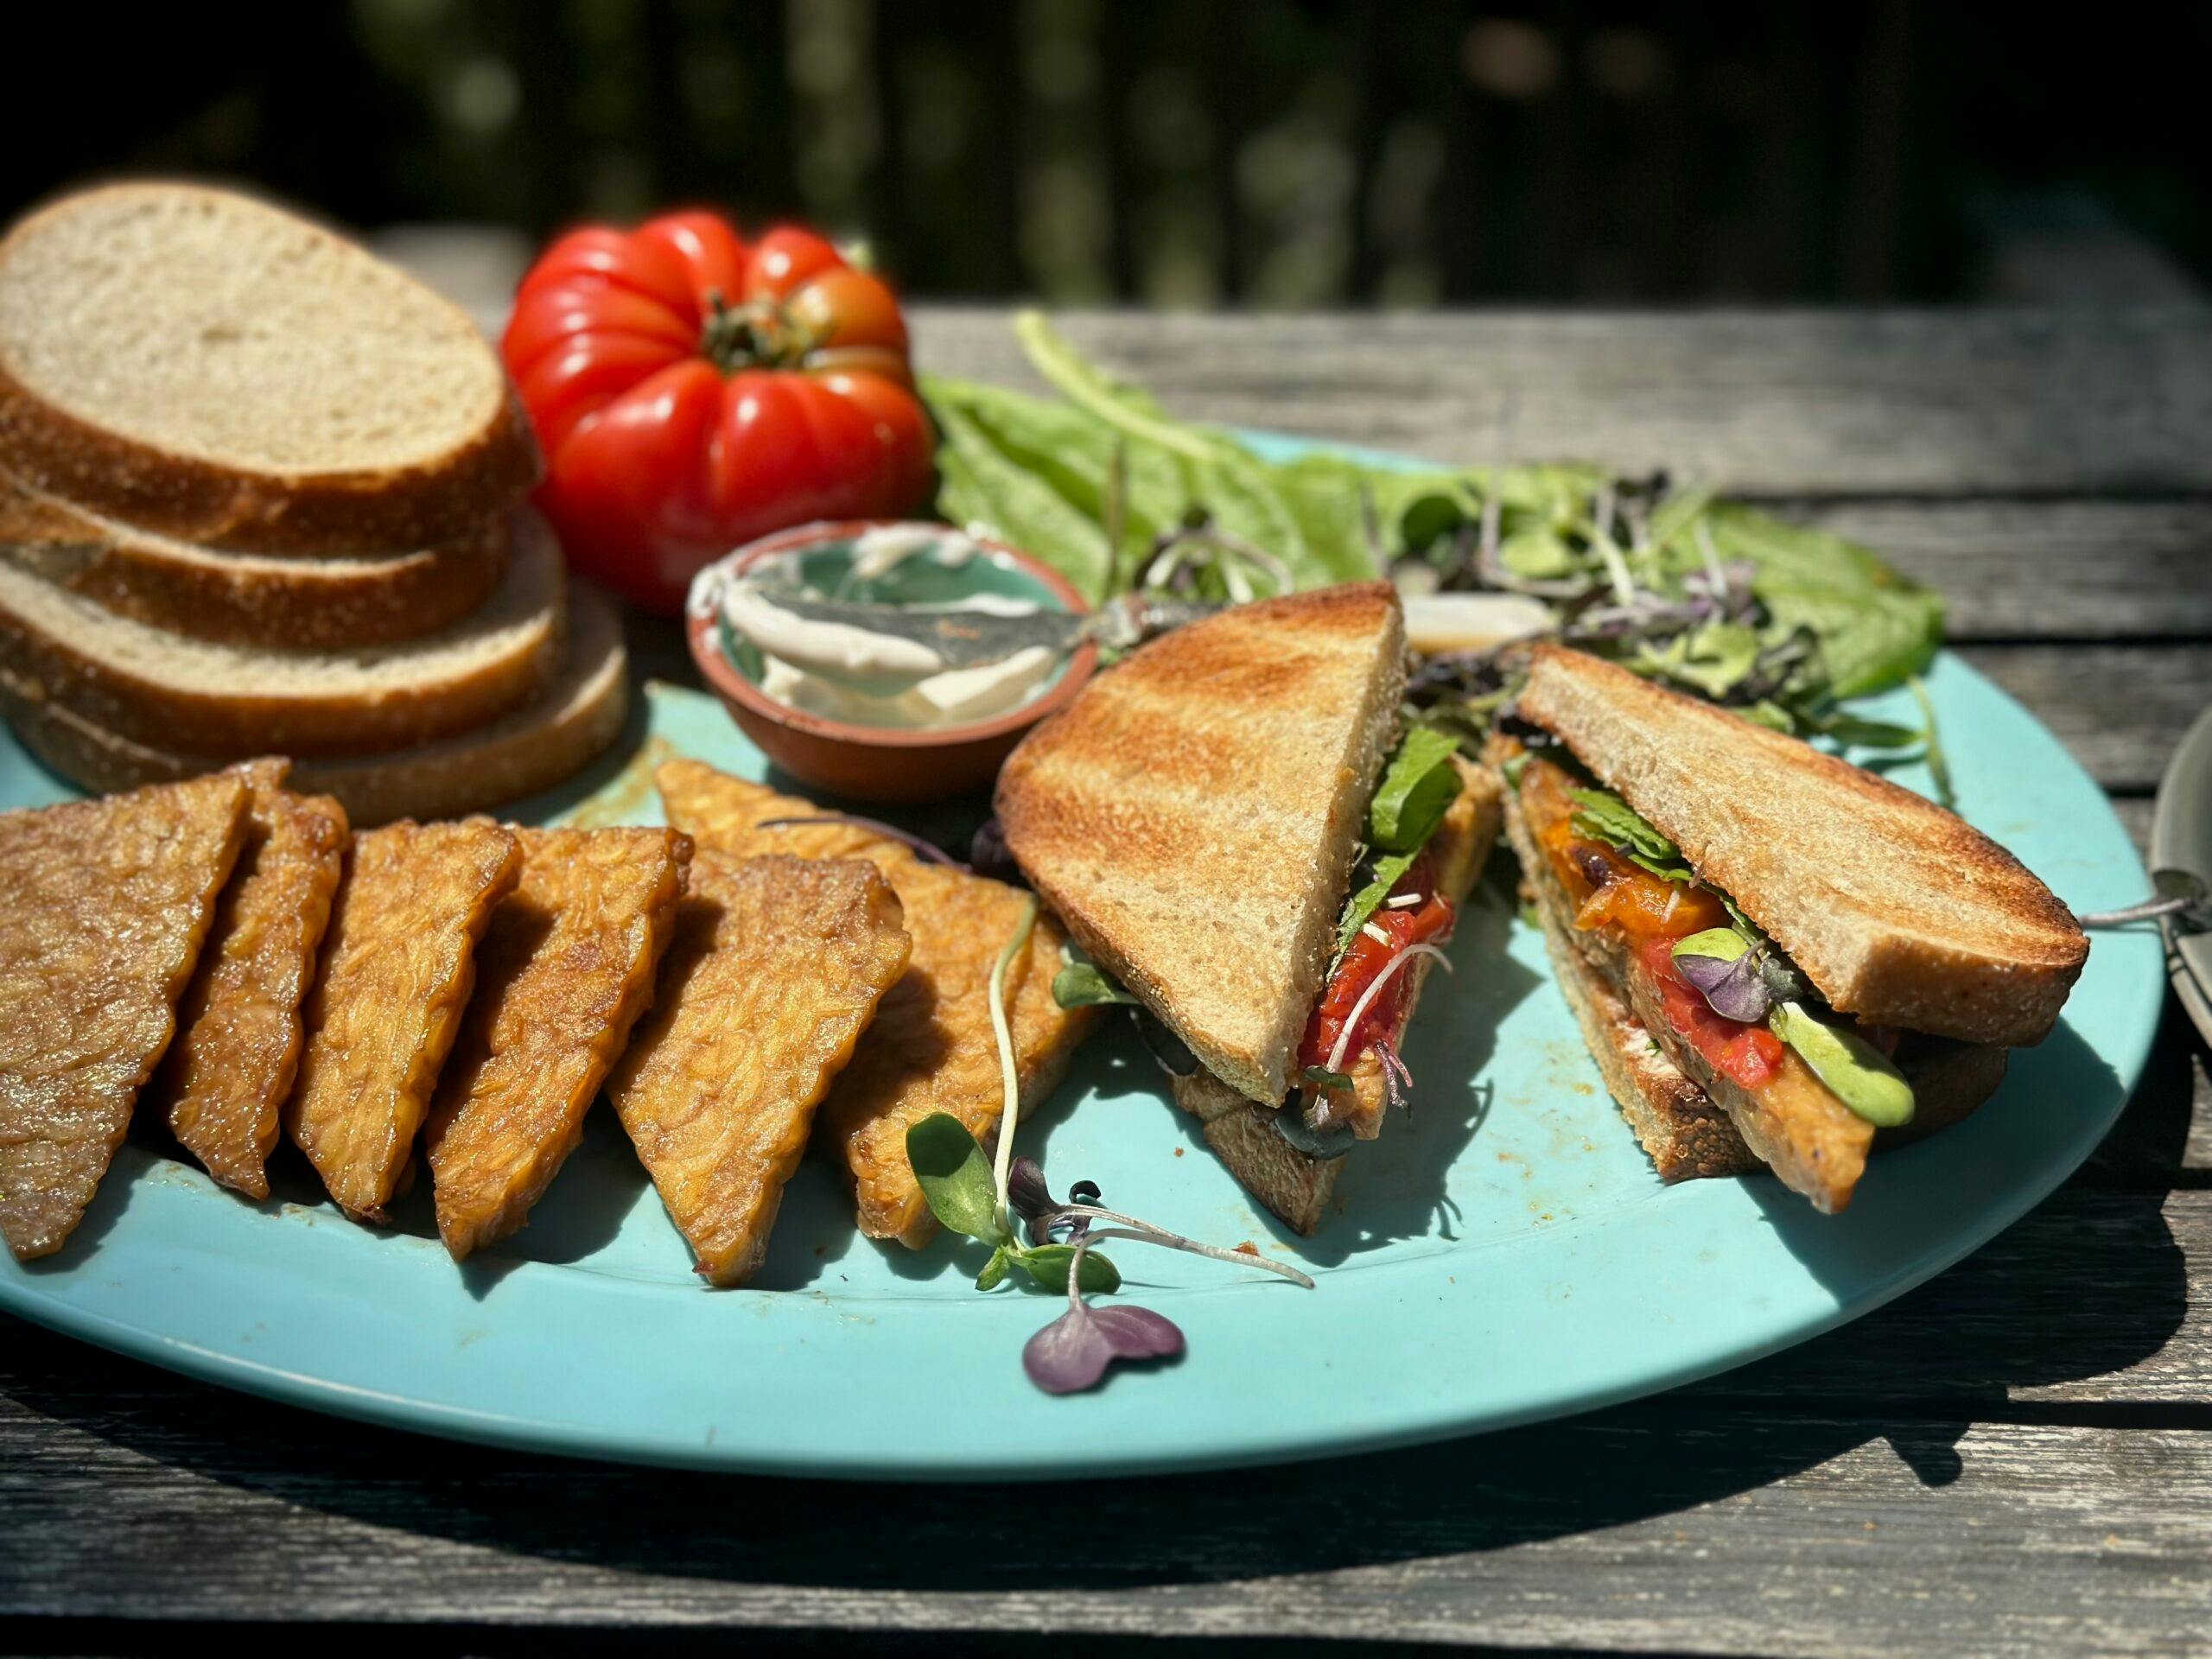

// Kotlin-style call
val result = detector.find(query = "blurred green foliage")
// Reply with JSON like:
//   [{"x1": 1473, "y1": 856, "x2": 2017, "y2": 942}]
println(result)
[{"x1": 3, "y1": 1, "x2": 2205, "y2": 304}]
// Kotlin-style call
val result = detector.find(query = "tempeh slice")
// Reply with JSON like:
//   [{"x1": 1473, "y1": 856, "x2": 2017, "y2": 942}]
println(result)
[
  {"x1": 0, "y1": 772, "x2": 249, "y2": 1259},
  {"x1": 149, "y1": 759, "x2": 348, "y2": 1198},
  {"x1": 424, "y1": 827, "x2": 689, "y2": 1260},
  {"x1": 285, "y1": 818, "x2": 520, "y2": 1222},
  {"x1": 656, "y1": 760, "x2": 1099, "y2": 1249},
  {"x1": 608, "y1": 852, "x2": 911, "y2": 1286}
]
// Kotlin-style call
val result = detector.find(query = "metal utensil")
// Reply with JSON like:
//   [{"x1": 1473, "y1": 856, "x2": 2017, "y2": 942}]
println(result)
[{"x1": 748, "y1": 588, "x2": 1219, "y2": 672}]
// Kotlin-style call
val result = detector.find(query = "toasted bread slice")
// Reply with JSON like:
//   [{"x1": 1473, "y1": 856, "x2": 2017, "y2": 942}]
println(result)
[
  {"x1": 996, "y1": 582, "x2": 1407, "y2": 1106},
  {"x1": 424, "y1": 828, "x2": 690, "y2": 1260},
  {"x1": 0, "y1": 772, "x2": 249, "y2": 1258},
  {"x1": 147, "y1": 759, "x2": 348, "y2": 1199},
  {"x1": 286, "y1": 818, "x2": 521, "y2": 1223},
  {"x1": 608, "y1": 853, "x2": 912, "y2": 1286},
  {"x1": 0, "y1": 473, "x2": 509, "y2": 648},
  {"x1": 0, "y1": 581, "x2": 628, "y2": 826},
  {"x1": 657, "y1": 760, "x2": 1100, "y2": 1248},
  {"x1": 1513, "y1": 645, "x2": 2088, "y2": 1047},
  {"x1": 1497, "y1": 747, "x2": 2011, "y2": 1205},
  {"x1": 1170, "y1": 756, "x2": 1503, "y2": 1233},
  {"x1": 0, "y1": 509, "x2": 563, "y2": 759},
  {"x1": 0, "y1": 184, "x2": 538, "y2": 555}
]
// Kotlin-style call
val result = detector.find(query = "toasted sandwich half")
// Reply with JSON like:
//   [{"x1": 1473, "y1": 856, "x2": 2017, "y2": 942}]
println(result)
[
  {"x1": 995, "y1": 582, "x2": 1502, "y2": 1232},
  {"x1": 1491, "y1": 643, "x2": 2088, "y2": 1213}
]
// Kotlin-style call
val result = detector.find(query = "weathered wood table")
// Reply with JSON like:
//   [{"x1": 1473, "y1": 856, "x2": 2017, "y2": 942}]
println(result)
[{"x1": 5, "y1": 306, "x2": 2209, "y2": 1656}]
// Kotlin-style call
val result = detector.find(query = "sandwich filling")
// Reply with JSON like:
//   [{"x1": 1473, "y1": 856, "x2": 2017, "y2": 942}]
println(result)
[
  {"x1": 1282, "y1": 728, "x2": 1469, "y2": 1150},
  {"x1": 1497, "y1": 733, "x2": 1992, "y2": 1211}
]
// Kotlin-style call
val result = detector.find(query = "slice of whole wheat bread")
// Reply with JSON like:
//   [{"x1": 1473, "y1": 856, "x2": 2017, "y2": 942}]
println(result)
[
  {"x1": 996, "y1": 582, "x2": 1407, "y2": 1105},
  {"x1": 1513, "y1": 645, "x2": 2087, "y2": 1047},
  {"x1": 0, "y1": 582, "x2": 626, "y2": 827},
  {"x1": 0, "y1": 472, "x2": 508, "y2": 648},
  {"x1": 0, "y1": 183, "x2": 539, "y2": 554},
  {"x1": 0, "y1": 511, "x2": 563, "y2": 758}
]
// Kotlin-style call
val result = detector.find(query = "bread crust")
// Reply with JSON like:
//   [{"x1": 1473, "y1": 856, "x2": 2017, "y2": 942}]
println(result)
[
  {"x1": 0, "y1": 473, "x2": 509, "y2": 648},
  {"x1": 997, "y1": 582, "x2": 1408, "y2": 1105},
  {"x1": 0, "y1": 184, "x2": 541, "y2": 556},
  {"x1": 0, "y1": 512, "x2": 564, "y2": 758},
  {"x1": 1513, "y1": 645, "x2": 2088, "y2": 1047},
  {"x1": 0, "y1": 583, "x2": 627, "y2": 826}
]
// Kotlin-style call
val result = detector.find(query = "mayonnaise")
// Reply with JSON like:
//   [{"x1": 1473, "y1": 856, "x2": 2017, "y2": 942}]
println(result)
[{"x1": 693, "y1": 525, "x2": 1063, "y2": 732}]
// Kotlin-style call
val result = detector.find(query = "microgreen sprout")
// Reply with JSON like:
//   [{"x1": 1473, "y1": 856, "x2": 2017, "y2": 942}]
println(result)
[{"x1": 905, "y1": 904, "x2": 1313, "y2": 1395}]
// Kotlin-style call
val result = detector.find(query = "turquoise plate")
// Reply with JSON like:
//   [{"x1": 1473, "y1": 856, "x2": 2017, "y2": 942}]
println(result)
[{"x1": 0, "y1": 444, "x2": 2162, "y2": 1480}]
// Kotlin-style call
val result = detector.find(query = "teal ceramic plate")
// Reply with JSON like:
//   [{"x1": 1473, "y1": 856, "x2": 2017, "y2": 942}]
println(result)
[{"x1": 0, "y1": 442, "x2": 2161, "y2": 1480}]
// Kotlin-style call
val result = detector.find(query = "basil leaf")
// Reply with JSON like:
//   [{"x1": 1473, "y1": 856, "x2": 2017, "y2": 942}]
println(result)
[
  {"x1": 1019, "y1": 1243, "x2": 1122, "y2": 1294},
  {"x1": 1767, "y1": 1003, "x2": 1916, "y2": 1128},
  {"x1": 1333, "y1": 849, "x2": 1417, "y2": 958},
  {"x1": 1052, "y1": 961, "x2": 1140, "y2": 1008},
  {"x1": 905, "y1": 1112, "x2": 1008, "y2": 1243},
  {"x1": 1371, "y1": 727, "x2": 1462, "y2": 852}
]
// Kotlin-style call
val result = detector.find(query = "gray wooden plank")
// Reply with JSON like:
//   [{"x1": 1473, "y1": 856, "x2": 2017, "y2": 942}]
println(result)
[
  {"x1": 1955, "y1": 645, "x2": 2212, "y2": 792},
  {"x1": 1787, "y1": 499, "x2": 2212, "y2": 643},
  {"x1": 3, "y1": 1318, "x2": 2207, "y2": 1654},
  {"x1": 911, "y1": 306, "x2": 2212, "y2": 495}
]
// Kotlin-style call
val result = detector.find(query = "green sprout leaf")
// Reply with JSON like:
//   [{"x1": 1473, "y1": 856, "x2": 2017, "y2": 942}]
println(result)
[
  {"x1": 1019, "y1": 1243, "x2": 1122, "y2": 1294},
  {"x1": 1302, "y1": 1064, "x2": 1355, "y2": 1091},
  {"x1": 1052, "y1": 960, "x2": 1140, "y2": 1008},
  {"x1": 906, "y1": 1112, "x2": 1009, "y2": 1244},
  {"x1": 976, "y1": 1247, "x2": 1014, "y2": 1291}
]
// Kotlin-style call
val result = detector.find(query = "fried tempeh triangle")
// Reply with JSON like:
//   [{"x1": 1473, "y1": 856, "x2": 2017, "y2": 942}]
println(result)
[
  {"x1": 608, "y1": 852, "x2": 911, "y2": 1286},
  {"x1": 657, "y1": 760, "x2": 1099, "y2": 1249},
  {"x1": 148, "y1": 759, "x2": 348, "y2": 1199},
  {"x1": 424, "y1": 827, "x2": 690, "y2": 1260},
  {"x1": 0, "y1": 772, "x2": 249, "y2": 1259},
  {"x1": 285, "y1": 818, "x2": 521, "y2": 1223}
]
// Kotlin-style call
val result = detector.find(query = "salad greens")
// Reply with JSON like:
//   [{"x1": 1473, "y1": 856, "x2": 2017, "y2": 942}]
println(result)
[
  {"x1": 1566, "y1": 787, "x2": 1696, "y2": 885},
  {"x1": 920, "y1": 312, "x2": 1945, "y2": 754}
]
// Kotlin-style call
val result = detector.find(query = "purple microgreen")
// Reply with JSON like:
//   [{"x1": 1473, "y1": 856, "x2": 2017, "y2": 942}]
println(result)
[
  {"x1": 1023, "y1": 1231, "x2": 1185, "y2": 1395},
  {"x1": 1375, "y1": 1037, "x2": 1414, "y2": 1115},
  {"x1": 1671, "y1": 944, "x2": 1776, "y2": 1025},
  {"x1": 757, "y1": 815, "x2": 969, "y2": 870},
  {"x1": 1006, "y1": 1156, "x2": 1056, "y2": 1226}
]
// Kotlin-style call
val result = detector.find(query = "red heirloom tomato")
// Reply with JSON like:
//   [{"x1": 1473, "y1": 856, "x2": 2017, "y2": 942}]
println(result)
[{"x1": 501, "y1": 212, "x2": 935, "y2": 613}]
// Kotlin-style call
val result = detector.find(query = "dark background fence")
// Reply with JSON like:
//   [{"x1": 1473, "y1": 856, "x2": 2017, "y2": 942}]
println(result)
[{"x1": 6, "y1": 2, "x2": 2205, "y2": 306}]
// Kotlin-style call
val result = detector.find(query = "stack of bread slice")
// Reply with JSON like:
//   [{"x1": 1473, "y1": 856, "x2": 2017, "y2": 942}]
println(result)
[{"x1": 0, "y1": 183, "x2": 627, "y2": 823}]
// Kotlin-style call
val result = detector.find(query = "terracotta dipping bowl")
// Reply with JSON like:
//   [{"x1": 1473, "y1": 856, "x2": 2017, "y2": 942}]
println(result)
[{"x1": 685, "y1": 519, "x2": 1097, "y2": 805}]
